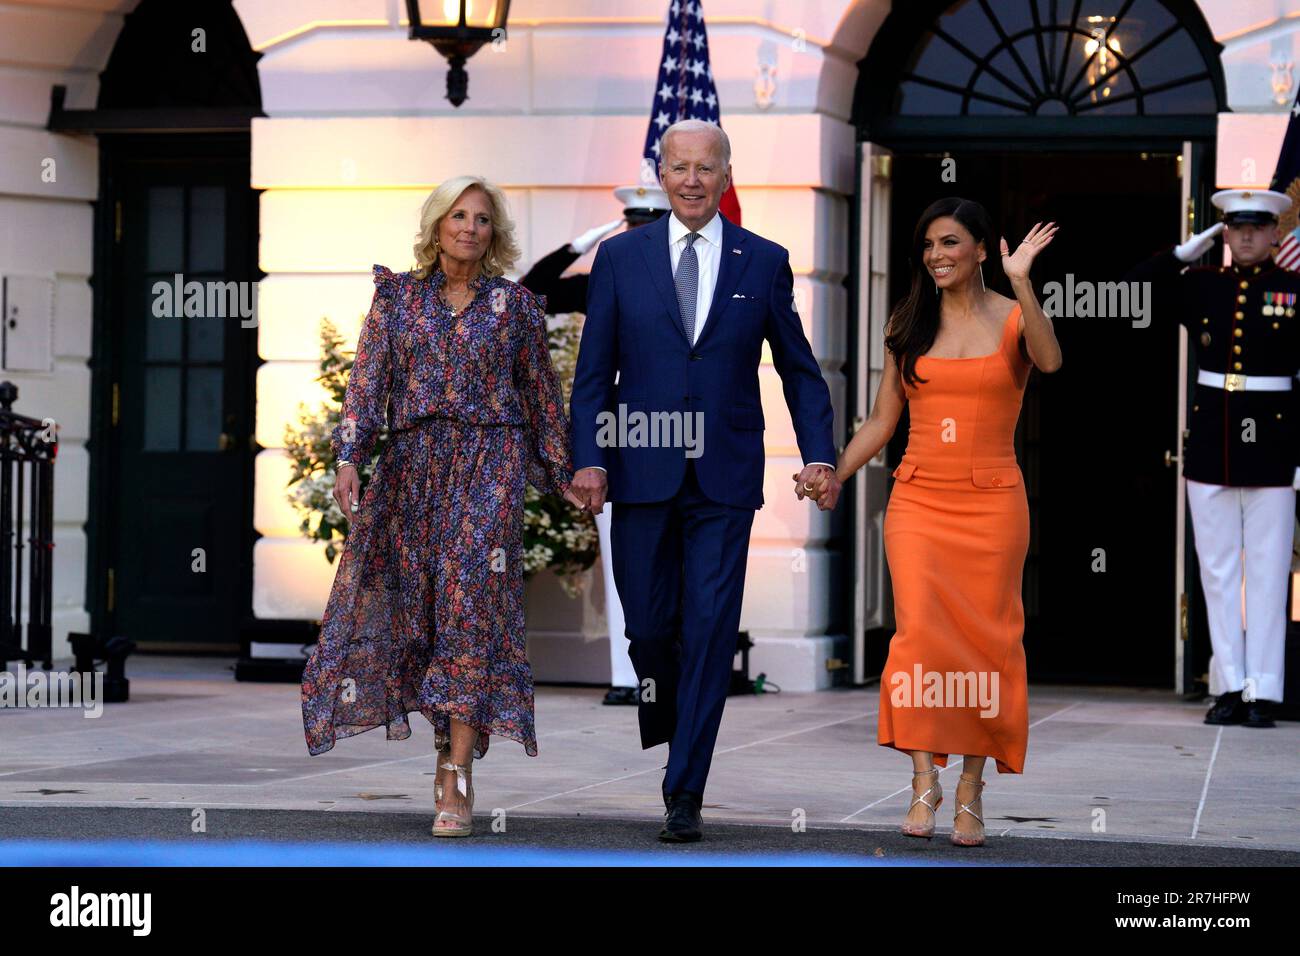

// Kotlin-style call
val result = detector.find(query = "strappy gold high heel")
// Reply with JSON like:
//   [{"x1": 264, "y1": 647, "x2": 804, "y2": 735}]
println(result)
[
  {"x1": 901, "y1": 767, "x2": 943, "y2": 838},
  {"x1": 951, "y1": 774, "x2": 986, "y2": 847},
  {"x1": 431, "y1": 761, "x2": 474, "y2": 837}
]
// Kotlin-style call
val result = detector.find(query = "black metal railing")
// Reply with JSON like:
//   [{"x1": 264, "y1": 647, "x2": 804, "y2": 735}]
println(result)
[{"x1": 0, "y1": 381, "x2": 56, "y2": 669}]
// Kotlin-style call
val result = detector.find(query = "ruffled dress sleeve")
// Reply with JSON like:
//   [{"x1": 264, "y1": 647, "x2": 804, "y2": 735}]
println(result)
[
  {"x1": 331, "y1": 264, "x2": 397, "y2": 464},
  {"x1": 512, "y1": 286, "x2": 574, "y2": 496}
]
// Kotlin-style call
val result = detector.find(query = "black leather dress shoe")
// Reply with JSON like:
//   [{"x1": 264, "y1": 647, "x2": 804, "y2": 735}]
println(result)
[
  {"x1": 1243, "y1": 699, "x2": 1276, "y2": 728},
  {"x1": 1204, "y1": 690, "x2": 1245, "y2": 725},
  {"x1": 602, "y1": 686, "x2": 639, "y2": 706},
  {"x1": 659, "y1": 794, "x2": 702, "y2": 842}
]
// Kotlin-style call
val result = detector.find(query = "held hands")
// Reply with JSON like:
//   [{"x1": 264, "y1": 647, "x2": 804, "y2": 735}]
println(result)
[
  {"x1": 340, "y1": 460, "x2": 836, "y2": 518},
  {"x1": 570, "y1": 464, "x2": 845, "y2": 512},
  {"x1": 1000, "y1": 221, "x2": 1058, "y2": 281},
  {"x1": 792, "y1": 464, "x2": 842, "y2": 512},
  {"x1": 1174, "y1": 221, "x2": 1225, "y2": 263},
  {"x1": 568, "y1": 466, "x2": 608, "y2": 515}
]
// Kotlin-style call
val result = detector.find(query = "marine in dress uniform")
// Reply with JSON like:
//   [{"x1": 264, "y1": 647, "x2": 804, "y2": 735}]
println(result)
[
  {"x1": 520, "y1": 185, "x2": 671, "y2": 315},
  {"x1": 1129, "y1": 188, "x2": 1300, "y2": 728},
  {"x1": 518, "y1": 185, "x2": 671, "y2": 707}
]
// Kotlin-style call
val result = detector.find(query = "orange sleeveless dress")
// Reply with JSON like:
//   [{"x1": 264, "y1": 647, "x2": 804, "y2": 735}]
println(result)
[{"x1": 878, "y1": 303, "x2": 1031, "y2": 774}]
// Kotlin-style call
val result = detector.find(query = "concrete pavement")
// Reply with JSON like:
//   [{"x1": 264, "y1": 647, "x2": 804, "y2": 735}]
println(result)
[{"x1": 1, "y1": 655, "x2": 1296, "y2": 862}]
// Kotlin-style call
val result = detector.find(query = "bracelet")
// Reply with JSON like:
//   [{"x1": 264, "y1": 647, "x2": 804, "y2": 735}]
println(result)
[{"x1": 336, "y1": 460, "x2": 355, "y2": 471}]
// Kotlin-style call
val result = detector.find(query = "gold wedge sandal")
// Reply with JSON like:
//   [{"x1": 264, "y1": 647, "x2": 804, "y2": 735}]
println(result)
[{"x1": 431, "y1": 761, "x2": 474, "y2": 837}]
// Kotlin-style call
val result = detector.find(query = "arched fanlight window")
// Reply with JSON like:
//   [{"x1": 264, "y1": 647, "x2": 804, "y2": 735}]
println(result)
[
  {"x1": 98, "y1": 0, "x2": 261, "y2": 111},
  {"x1": 876, "y1": 0, "x2": 1222, "y2": 118}
]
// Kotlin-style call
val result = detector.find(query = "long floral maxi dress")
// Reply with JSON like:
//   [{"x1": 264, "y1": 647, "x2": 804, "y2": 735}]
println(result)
[{"x1": 301, "y1": 263, "x2": 574, "y2": 759}]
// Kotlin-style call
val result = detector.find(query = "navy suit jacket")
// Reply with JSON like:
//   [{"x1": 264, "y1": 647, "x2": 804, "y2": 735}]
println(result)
[{"x1": 569, "y1": 212, "x2": 836, "y2": 509}]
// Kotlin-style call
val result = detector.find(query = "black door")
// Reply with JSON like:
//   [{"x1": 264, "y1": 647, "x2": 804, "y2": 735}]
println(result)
[{"x1": 96, "y1": 135, "x2": 258, "y2": 648}]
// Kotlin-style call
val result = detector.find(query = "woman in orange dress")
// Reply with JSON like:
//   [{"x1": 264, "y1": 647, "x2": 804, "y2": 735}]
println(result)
[{"x1": 818, "y1": 198, "x2": 1062, "y2": 846}]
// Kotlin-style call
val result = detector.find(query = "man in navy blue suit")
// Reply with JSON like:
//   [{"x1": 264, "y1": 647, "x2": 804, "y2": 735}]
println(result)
[{"x1": 569, "y1": 119, "x2": 841, "y2": 842}]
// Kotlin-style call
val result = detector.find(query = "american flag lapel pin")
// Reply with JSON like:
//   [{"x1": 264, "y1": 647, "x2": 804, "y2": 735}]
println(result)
[{"x1": 732, "y1": 248, "x2": 742, "y2": 255}]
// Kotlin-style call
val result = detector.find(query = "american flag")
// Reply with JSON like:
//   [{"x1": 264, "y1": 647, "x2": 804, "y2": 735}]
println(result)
[
  {"x1": 640, "y1": 0, "x2": 741, "y2": 224},
  {"x1": 1270, "y1": 87, "x2": 1300, "y2": 270}
]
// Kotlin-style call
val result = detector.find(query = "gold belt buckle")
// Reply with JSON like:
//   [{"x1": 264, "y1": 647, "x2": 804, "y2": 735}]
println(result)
[{"x1": 1223, "y1": 373, "x2": 1246, "y2": 391}]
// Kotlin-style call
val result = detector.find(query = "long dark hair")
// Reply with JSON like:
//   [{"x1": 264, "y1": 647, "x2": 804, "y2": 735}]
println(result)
[{"x1": 885, "y1": 197, "x2": 998, "y2": 387}]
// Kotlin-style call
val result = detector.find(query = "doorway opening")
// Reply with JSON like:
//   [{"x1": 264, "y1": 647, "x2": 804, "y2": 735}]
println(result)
[{"x1": 62, "y1": 0, "x2": 265, "y2": 651}]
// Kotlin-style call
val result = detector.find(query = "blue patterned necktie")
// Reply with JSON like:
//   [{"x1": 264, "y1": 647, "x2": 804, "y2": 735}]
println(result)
[{"x1": 675, "y1": 232, "x2": 700, "y2": 344}]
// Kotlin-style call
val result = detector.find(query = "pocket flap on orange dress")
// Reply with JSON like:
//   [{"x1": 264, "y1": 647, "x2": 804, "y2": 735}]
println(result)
[
  {"x1": 971, "y1": 465, "x2": 1020, "y2": 488},
  {"x1": 892, "y1": 461, "x2": 917, "y2": 481}
]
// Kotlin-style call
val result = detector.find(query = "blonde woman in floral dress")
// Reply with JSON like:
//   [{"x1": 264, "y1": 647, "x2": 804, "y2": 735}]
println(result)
[{"x1": 301, "y1": 175, "x2": 585, "y2": 836}]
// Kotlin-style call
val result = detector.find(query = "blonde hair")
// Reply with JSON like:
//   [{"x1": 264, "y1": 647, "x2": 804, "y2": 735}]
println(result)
[{"x1": 411, "y1": 175, "x2": 520, "y2": 280}]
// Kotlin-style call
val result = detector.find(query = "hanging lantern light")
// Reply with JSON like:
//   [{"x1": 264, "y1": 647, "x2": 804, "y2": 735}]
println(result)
[{"x1": 405, "y1": 0, "x2": 512, "y2": 107}]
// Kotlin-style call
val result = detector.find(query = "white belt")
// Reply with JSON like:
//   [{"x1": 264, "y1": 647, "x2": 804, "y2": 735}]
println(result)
[{"x1": 1196, "y1": 369, "x2": 1293, "y2": 392}]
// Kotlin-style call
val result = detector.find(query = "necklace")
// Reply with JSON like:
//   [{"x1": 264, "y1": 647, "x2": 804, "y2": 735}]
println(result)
[{"x1": 443, "y1": 283, "x2": 473, "y2": 316}]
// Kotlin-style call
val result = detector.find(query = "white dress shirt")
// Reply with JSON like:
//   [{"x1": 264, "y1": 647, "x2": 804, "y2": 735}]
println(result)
[
  {"x1": 584, "y1": 208, "x2": 834, "y2": 477},
  {"x1": 668, "y1": 210, "x2": 722, "y2": 346}
]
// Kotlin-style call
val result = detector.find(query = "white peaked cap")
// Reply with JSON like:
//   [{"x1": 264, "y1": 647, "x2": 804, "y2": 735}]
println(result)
[
  {"x1": 614, "y1": 184, "x2": 672, "y2": 212},
  {"x1": 1211, "y1": 188, "x2": 1292, "y2": 222}
]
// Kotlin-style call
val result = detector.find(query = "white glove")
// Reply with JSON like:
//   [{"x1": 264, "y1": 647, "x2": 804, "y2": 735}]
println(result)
[
  {"x1": 1173, "y1": 222, "x2": 1225, "y2": 263},
  {"x1": 570, "y1": 218, "x2": 624, "y2": 255}
]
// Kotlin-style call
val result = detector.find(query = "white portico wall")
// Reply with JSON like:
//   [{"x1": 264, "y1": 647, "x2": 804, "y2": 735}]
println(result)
[
  {"x1": 0, "y1": 0, "x2": 127, "y2": 664},
  {"x1": 3, "y1": 0, "x2": 1297, "y2": 679}
]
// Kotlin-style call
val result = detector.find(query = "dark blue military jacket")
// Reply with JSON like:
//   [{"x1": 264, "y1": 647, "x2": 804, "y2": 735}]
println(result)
[{"x1": 1129, "y1": 250, "x2": 1300, "y2": 487}]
